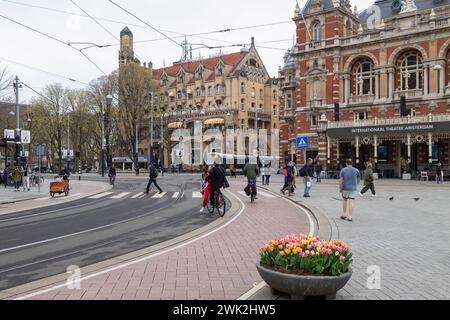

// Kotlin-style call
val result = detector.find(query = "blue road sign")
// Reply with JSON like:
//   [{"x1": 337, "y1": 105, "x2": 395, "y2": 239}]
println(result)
[{"x1": 296, "y1": 136, "x2": 309, "y2": 150}]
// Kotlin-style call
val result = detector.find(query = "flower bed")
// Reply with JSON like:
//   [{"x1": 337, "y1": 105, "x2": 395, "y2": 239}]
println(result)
[{"x1": 260, "y1": 234, "x2": 352, "y2": 276}]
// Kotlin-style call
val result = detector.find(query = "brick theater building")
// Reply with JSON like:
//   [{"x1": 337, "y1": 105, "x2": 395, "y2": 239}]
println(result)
[{"x1": 279, "y1": 0, "x2": 450, "y2": 179}]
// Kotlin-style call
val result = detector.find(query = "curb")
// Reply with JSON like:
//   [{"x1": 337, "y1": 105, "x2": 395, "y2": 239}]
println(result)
[{"x1": 0, "y1": 189, "x2": 242, "y2": 300}]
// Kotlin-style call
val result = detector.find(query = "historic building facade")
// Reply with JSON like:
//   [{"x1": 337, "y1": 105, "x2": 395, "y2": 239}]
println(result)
[
  {"x1": 279, "y1": 0, "x2": 450, "y2": 178},
  {"x1": 119, "y1": 27, "x2": 280, "y2": 170}
]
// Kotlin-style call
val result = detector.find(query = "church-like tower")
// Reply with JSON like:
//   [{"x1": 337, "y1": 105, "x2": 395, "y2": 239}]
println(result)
[{"x1": 119, "y1": 27, "x2": 135, "y2": 65}]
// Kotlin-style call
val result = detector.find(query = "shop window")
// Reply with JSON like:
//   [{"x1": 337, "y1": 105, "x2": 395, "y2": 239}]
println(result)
[{"x1": 378, "y1": 145, "x2": 388, "y2": 162}]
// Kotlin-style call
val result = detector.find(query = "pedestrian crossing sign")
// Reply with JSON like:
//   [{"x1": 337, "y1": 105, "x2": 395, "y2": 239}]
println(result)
[{"x1": 296, "y1": 136, "x2": 309, "y2": 150}]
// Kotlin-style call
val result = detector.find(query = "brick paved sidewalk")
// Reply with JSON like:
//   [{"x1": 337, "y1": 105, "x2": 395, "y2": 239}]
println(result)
[{"x1": 13, "y1": 181, "x2": 311, "y2": 300}]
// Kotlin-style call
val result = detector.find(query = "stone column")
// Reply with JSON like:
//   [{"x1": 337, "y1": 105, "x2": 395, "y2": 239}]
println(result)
[
  {"x1": 428, "y1": 132, "x2": 433, "y2": 163},
  {"x1": 439, "y1": 65, "x2": 445, "y2": 94},
  {"x1": 355, "y1": 136, "x2": 360, "y2": 164},
  {"x1": 373, "y1": 135, "x2": 378, "y2": 164},
  {"x1": 424, "y1": 64, "x2": 429, "y2": 95},
  {"x1": 375, "y1": 71, "x2": 380, "y2": 100},
  {"x1": 336, "y1": 140, "x2": 340, "y2": 165},
  {"x1": 344, "y1": 74, "x2": 350, "y2": 105},
  {"x1": 388, "y1": 69, "x2": 394, "y2": 100},
  {"x1": 327, "y1": 135, "x2": 331, "y2": 165},
  {"x1": 407, "y1": 134, "x2": 412, "y2": 163}
]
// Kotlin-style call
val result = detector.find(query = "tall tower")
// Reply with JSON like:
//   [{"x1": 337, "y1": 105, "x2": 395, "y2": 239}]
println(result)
[{"x1": 119, "y1": 27, "x2": 134, "y2": 65}]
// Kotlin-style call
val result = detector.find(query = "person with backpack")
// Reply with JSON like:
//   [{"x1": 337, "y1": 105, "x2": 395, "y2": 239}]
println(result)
[
  {"x1": 281, "y1": 163, "x2": 293, "y2": 196},
  {"x1": 299, "y1": 158, "x2": 315, "y2": 198},
  {"x1": 359, "y1": 163, "x2": 376, "y2": 197},
  {"x1": 145, "y1": 163, "x2": 163, "y2": 194}
]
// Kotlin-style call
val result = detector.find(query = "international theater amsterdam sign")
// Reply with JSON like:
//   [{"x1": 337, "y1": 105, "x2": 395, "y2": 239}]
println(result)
[{"x1": 327, "y1": 122, "x2": 450, "y2": 138}]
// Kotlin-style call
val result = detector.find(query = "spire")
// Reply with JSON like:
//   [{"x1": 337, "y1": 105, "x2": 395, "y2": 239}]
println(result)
[
  {"x1": 430, "y1": 8, "x2": 436, "y2": 20},
  {"x1": 120, "y1": 26, "x2": 133, "y2": 38},
  {"x1": 294, "y1": 1, "x2": 300, "y2": 17}
]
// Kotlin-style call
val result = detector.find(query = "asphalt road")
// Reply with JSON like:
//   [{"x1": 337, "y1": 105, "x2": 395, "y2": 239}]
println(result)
[{"x1": 0, "y1": 175, "x2": 228, "y2": 290}]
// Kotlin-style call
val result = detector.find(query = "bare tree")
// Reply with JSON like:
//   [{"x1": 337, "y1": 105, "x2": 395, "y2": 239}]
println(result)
[
  {"x1": 117, "y1": 63, "x2": 158, "y2": 174},
  {"x1": 0, "y1": 65, "x2": 12, "y2": 102}
]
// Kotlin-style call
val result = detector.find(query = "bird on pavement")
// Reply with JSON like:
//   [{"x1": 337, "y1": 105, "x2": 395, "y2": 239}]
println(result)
[
  {"x1": 414, "y1": 198, "x2": 420, "y2": 201},
  {"x1": 389, "y1": 196, "x2": 394, "y2": 201}
]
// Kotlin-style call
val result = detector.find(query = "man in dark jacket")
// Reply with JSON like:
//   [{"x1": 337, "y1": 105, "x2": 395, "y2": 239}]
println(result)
[
  {"x1": 300, "y1": 158, "x2": 315, "y2": 197},
  {"x1": 243, "y1": 161, "x2": 260, "y2": 197},
  {"x1": 206, "y1": 162, "x2": 225, "y2": 206},
  {"x1": 145, "y1": 163, "x2": 163, "y2": 194}
]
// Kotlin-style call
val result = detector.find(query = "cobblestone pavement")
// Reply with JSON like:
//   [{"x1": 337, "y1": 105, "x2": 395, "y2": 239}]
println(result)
[
  {"x1": 262, "y1": 176, "x2": 450, "y2": 300},
  {"x1": 14, "y1": 180, "x2": 311, "y2": 300}
]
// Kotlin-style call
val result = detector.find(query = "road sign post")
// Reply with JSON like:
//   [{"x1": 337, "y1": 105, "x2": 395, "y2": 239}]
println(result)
[{"x1": 296, "y1": 135, "x2": 309, "y2": 150}]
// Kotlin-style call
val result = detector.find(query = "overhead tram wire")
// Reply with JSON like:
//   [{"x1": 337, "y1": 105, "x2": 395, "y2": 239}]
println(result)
[
  {"x1": 0, "y1": 13, "x2": 107, "y2": 76},
  {"x1": 107, "y1": 0, "x2": 182, "y2": 48},
  {"x1": 20, "y1": 81, "x2": 54, "y2": 104},
  {"x1": 0, "y1": 56, "x2": 90, "y2": 86},
  {"x1": 69, "y1": 0, "x2": 145, "y2": 62}
]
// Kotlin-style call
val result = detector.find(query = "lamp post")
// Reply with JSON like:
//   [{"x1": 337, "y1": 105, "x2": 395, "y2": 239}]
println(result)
[
  {"x1": 105, "y1": 94, "x2": 113, "y2": 169},
  {"x1": 13, "y1": 76, "x2": 22, "y2": 167},
  {"x1": 149, "y1": 92, "x2": 154, "y2": 169},
  {"x1": 101, "y1": 95, "x2": 113, "y2": 177},
  {"x1": 434, "y1": 64, "x2": 443, "y2": 94},
  {"x1": 317, "y1": 114, "x2": 329, "y2": 166}
]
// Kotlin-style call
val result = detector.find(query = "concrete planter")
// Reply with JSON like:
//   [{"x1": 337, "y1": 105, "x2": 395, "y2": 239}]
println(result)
[
  {"x1": 402, "y1": 173, "x2": 412, "y2": 180},
  {"x1": 256, "y1": 262, "x2": 352, "y2": 300}
]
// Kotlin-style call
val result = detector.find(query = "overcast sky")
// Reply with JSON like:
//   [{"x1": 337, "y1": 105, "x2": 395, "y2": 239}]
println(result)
[{"x1": 0, "y1": 0, "x2": 374, "y2": 102}]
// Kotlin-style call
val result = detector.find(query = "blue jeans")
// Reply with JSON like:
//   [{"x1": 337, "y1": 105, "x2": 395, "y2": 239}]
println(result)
[
  {"x1": 304, "y1": 177, "x2": 312, "y2": 195},
  {"x1": 248, "y1": 177, "x2": 257, "y2": 195}
]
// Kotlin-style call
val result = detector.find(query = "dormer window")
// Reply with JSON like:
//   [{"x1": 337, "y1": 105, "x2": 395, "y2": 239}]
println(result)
[
  {"x1": 160, "y1": 73, "x2": 168, "y2": 86},
  {"x1": 177, "y1": 70, "x2": 185, "y2": 83},
  {"x1": 196, "y1": 65, "x2": 204, "y2": 80},
  {"x1": 216, "y1": 61, "x2": 224, "y2": 76}
]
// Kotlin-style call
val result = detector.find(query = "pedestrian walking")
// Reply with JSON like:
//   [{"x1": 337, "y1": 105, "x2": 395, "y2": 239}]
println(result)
[
  {"x1": 3, "y1": 166, "x2": 8, "y2": 188},
  {"x1": 359, "y1": 163, "x2": 376, "y2": 197},
  {"x1": 12, "y1": 165, "x2": 22, "y2": 192},
  {"x1": 145, "y1": 163, "x2": 163, "y2": 194},
  {"x1": 108, "y1": 165, "x2": 117, "y2": 186},
  {"x1": 291, "y1": 162, "x2": 297, "y2": 192},
  {"x1": 339, "y1": 158, "x2": 361, "y2": 222},
  {"x1": 264, "y1": 165, "x2": 271, "y2": 186},
  {"x1": 280, "y1": 163, "x2": 293, "y2": 196},
  {"x1": 315, "y1": 161, "x2": 323, "y2": 183},
  {"x1": 435, "y1": 162, "x2": 444, "y2": 184},
  {"x1": 261, "y1": 165, "x2": 270, "y2": 186},
  {"x1": 22, "y1": 164, "x2": 30, "y2": 192},
  {"x1": 299, "y1": 158, "x2": 315, "y2": 197}
]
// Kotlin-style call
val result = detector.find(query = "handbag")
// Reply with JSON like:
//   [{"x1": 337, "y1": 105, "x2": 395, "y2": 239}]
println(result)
[
  {"x1": 281, "y1": 169, "x2": 288, "y2": 177},
  {"x1": 244, "y1": 185, "x2": 251, "y2": 196},
  {"x1": 223, "y1": 176, "x2": 230, "y2": 189}
]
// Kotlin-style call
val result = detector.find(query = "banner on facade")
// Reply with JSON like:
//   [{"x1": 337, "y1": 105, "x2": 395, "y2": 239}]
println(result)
[{"x1": 327, "y1": 121, "x2": 450, "y2": 138}]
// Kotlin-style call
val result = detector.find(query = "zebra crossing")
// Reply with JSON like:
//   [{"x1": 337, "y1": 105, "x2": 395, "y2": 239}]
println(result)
[{"x1": 87, "y1": 191, "x2": 199, "y2": 201}]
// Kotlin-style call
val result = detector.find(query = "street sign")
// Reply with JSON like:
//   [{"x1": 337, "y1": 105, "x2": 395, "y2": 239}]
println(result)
[
  {"x1": 36, "y1": 144, "x2": 46, "y2": 157},
  {"x1": 21, "y1": 130, "x2": 31, "y2": 144},
  {"x1": 4, "y1": 129, "x2": 14, "y2": 140},
  {"x1": 296, "y1": 135, "x2": 309, "y2": 150},
  {"x1": 24, "y1": 151, "x2": 29, "y2": 157}
]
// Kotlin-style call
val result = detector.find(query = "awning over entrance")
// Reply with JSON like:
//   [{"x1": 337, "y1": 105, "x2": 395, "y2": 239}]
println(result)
[{"x1": 204, "y1": 118, "x2": 225, "y2": 125}]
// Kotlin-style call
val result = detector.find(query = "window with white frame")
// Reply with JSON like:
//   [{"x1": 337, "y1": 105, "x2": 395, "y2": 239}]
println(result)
[
  {"x1": 313, "y1": 21, "x2": 321, "y2": 42},
  {"x1": 353, "y1": 111, "x2": 368, "y2": 121},
  {"x1": 399, "y1": 52, "x2": 423, "y2": 91},
  {"x1": 285, "y1": 94, "x2": 292, "y2": 109},
  {"x1": 241, "y1": 98, "x2": 245, "y2": 110},
  {"x1": 354, "y1": 59, "x2": 375, "y2": 95},
  {"x1": 195, "y1": 87, "x2": 202, "y2": 97},
  {"x1": 240, "y1": 82, "x2": 245, "y2": 93}
]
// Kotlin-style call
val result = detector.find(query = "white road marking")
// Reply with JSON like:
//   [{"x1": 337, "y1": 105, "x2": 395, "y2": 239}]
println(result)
[
  {"x1": 172, "y1": 192, "x2": 180, "y2": 198},
  {"x1": 89, "y1": 192, "x2": 114, "y2": 199},
  {"x1": 192, "y1": 191, "x2": 202, "y2": 198},
  {"x1": 15, "y1": 189, "x2": 246, "y2": 300},
  {"x1": 152, "y1": 192, "x2": 166, "y2": 198},
  {"x1": 257, "y1": 191, "x2": 276, "y2": 198},
  {"x1": 34, "y1": 192, "x2": 84, "y2": 201},
  {"x1": 110, "y1": 192, "x2": 131, "y2": 199},
  {"x1": 131, "y1": 192, "x2": 144, "y2": 199},
  {"x1": 35, "y1": 197, "x2": 51, "y2": 201}
]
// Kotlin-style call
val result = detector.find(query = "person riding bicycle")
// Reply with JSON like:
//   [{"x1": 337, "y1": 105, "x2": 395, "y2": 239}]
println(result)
[
  {"x1": 59, "y1": 167, "x2": 69, "y2": 181},
  {"x1": 206, "y1": 160, "x2": 225, "y2": 207},
  {"x1": 200, "y1": 165, "x2": 212, "y2": 213},
  {"x1": 108, "y1": 165, "x2": 117, "y2": 185},
  {"x1": 243, "y1": 159, "x2": 260, "y2": 199}
]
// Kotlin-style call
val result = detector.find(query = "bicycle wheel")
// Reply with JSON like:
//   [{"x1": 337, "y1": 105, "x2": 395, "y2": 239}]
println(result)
[
  {"x1": 216, "y1": 193, "x2": 226, "y2": 217},
  {"x1": 206, "y1": 196, "x2": 214, "y2": 214}
]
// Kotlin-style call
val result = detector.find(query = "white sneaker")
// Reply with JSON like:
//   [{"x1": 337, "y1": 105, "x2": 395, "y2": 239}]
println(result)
[
  {"x1": 200, "y1": 207, "x2": 204, "y2": 213},
  {"x1": 359, "y1": 192, "x2": 364, "y2": 197},
  {"x1": 372, "y1": 194, "x2": 376, "y2": 197}
]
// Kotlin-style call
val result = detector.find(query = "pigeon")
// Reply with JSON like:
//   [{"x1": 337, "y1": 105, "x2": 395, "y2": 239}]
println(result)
[
  {"x1": 414, "y1": 198, "x2": 420, "y2": 201},
  {"x1": 389, "y1": 196, "x2": 394, "y2": 201}
]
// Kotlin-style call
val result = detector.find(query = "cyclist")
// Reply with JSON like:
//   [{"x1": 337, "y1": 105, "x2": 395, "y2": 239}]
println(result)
[
  {"x1": 108, "y1": 165, "x2": 117, "y2": 186},
  {"x1": 206, "y1": 159, "x2": 225, "y2": 207},
  {"x1": 243, "y1": 159, "x2": 260, "y2": 200},
  {"x1": 200, "y1": 165, "x2": 212, "y2": 213}
]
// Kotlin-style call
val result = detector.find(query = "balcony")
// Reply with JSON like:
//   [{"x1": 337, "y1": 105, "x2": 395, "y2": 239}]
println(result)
[
  {"x1": 248, "y1": 110, "x2": 271, "y2": 122},
  {"x1": 281, "y1": 81, "x2": 297, "y2": 90},
  {"x1": 394, "y1": 89, "x2": 423, "y2": 100},
  {"x1": 283, "y1": 110, "x2": 295, "y2": 120},
  {"x1": 349, "y1": 94, "x2": 375, "y2": 105},
  {"x1": 306, "y1": 40, "x2": 324, "y2": 50}
]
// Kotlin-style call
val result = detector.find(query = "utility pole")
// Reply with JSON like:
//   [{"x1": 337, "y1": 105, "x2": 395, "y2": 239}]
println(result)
[
  {"x1": 13, "y1": 76, "x2": 21, "y2": 167},
  {"x1": 135, "y1": 124, "x2": 139, "y2": 176},
  {"x1": 67, "y1": 112, "x2": 70, "y2": 172},
  {"x1": 149, "y1": 92, "x2": 154, "y2": 169},
  {"x1": 101, "y1": 110, "x2": 105, "y2": 177},
  {"x1": 160, "y1": 111, "x2": 164, "y2": 176}
]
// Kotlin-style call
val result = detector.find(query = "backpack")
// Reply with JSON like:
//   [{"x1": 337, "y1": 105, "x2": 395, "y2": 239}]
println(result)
[
  {"x1": 152, "y1": 167, "x2": 158, "y2": 178},
  {"x1": 299, "y1": 166, "x2": 307, "y2": 177}
]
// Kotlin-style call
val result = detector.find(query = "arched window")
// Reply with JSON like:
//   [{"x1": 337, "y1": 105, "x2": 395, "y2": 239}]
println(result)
[
  {"x1": 195, "y1": 87, "x2": 202, "y2": 97},
  {"x1": 259, "y1": 89, "x2": 264, "y2": 99},
  {"x1": 177, "y1": 89, "x2": 183, "y2": 100},
  {"x1": 208, "y1": 86, "x2": 212, "y2": 97},
  {"x1": 354, "y1": 59, "x2": 375, "y2": 95},
  {"x1": 313, "y1": 21, "x2": 321, "y2": 42},
  {"x1": 399, "y1": 52, "x2": 423, "y2": 90},
  {"x1": 240, "y1": 98, "x2": 245, "y2": 110},
  {"x1": 240, "y1": 82, "x2": 245, "y2": 93}
]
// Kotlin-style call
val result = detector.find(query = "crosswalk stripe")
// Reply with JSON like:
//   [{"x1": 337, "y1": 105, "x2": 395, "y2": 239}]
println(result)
[
  {"x1": 110, "y1": 192, "x2": 131, "y2": 199},
  {"x1": 172, "y1": 192, "x2": 180, "y2": 198},
  {"x1": 131, "y1": 192, "x2": 144, "y2": 199},
  {"x1": 192, "y1": 191, "x2": 202, "y2": 198},
  {"x1": 152, "y1": 192, "x2": 166, "y2": 198},
  {"x1": 89, "y1": 192, "x2": 114, "y2": 199}
]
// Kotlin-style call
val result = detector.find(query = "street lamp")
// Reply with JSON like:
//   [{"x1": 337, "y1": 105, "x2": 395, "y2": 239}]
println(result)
[
  {"x1": 434, "y1": 64, "x2": 443, "y2": 94},
  {"x1": 101, "y1": 95, "x2": 113, "y2": 177},
  {"x1": 317, "y1": 114, "x2": 328, "y2": 134}
]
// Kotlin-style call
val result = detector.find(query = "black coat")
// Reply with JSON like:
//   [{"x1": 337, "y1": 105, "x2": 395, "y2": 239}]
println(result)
[{"x1": 206, "y1": 165, "x2": 225, "y2": 189}]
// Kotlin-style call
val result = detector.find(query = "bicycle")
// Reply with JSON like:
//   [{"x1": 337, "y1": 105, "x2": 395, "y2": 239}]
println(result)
[{"x1": 206, "y1": 188, "x2": 226, "y2": 217}]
